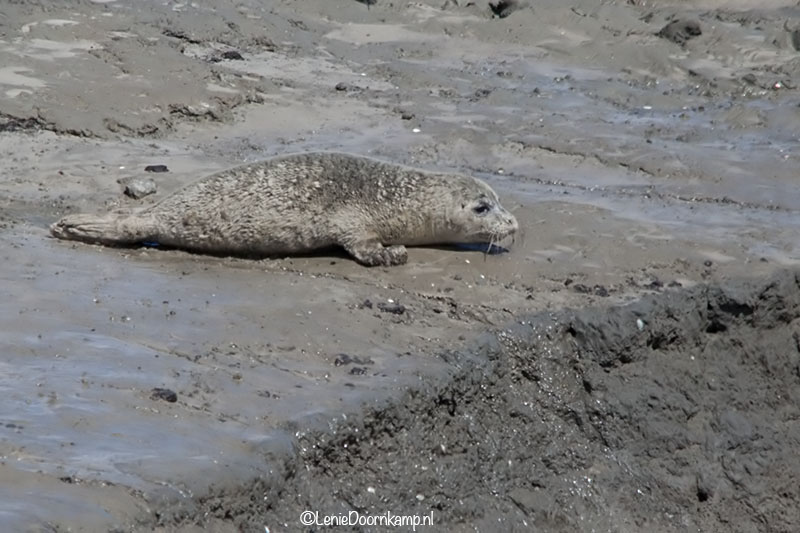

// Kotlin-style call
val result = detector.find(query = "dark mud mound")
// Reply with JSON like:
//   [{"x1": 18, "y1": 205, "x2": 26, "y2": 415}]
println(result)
[{"x1": 196, "y1": 272, "x2": 800, "y2": 532}]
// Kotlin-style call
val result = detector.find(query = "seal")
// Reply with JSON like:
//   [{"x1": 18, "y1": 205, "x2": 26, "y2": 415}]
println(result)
[{"x1": 50, "y1": 152, "x2": 518, "y2": 266}]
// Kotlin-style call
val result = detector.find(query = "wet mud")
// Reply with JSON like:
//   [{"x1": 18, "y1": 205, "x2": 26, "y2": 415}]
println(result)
[
  {"x1": 244, "y1": 271, "x2": 800, "y2": 533},
  {"x1": 1, "y1": 0, "x2": 799, "y2": 531}
]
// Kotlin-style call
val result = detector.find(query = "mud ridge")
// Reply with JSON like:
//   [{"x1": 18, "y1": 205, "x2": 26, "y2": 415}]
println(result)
[
  {"x1": 170, "y1": 270, "x2": 800, "y2": 532},
  {"x1": 0, "y1": 111, "x2": 94, "y2": 137}
]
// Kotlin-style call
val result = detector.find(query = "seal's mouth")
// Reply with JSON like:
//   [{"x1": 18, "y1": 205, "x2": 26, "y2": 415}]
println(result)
[
  {"x1": 453, "y1": 242, "x2": 510, "y2": 255},
  {"x1": 457, "y1": 226, "x2": 518, "y2": 254},
  {"x1": 487, "y1": 227, "x2": 517, "y2": 252}
]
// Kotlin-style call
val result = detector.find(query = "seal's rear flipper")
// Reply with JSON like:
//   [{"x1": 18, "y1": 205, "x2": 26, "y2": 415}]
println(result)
[{"x1": 50, "y1": 214, "x2": 156, "y2": 246}]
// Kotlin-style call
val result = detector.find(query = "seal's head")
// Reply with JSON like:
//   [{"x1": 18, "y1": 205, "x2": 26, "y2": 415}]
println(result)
[{"x1": 440, "y1": 176, "x2": 518, "y2": 245}]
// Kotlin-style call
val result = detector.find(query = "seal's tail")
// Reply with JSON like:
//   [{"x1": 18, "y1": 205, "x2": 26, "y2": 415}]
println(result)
[{"x1": 50, "y1": 214, "x2": 156, "y2": 246}]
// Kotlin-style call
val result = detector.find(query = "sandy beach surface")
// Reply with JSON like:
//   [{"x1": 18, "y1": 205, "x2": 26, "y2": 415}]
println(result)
[{"x1": 1, "y1": 0, "x2": 799, "y2": 531}]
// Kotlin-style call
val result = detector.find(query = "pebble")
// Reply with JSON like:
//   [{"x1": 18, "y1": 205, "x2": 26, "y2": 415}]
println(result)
[
  {"x1": 150, "y1": 387, "x2": 178, "y2": 403},
  {"x1": 220, "y1": 50, "x2": 243, "y2": 60},
  {"x1": 123, "y1": 178, "x2": 157, "y2": 199},
  {"x1": 657, "y1": 19, "x2": 702, "y2": 45},
  {"x1": 377, "y1": 302, "x2": 406, "y2": 315}
]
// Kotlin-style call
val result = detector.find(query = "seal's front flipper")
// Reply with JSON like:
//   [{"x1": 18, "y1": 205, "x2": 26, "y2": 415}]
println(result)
[
  {"x1": 50, "y1": 214, "x2": 157, "y2": 246},
  {"x1": 343, "y1": 237, "x2": 408, "y2": 267}
]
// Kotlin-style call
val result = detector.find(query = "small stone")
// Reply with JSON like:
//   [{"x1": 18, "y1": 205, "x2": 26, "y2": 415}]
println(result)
[
  {"x1": 150, "y1": 387, "x2": 178, "y2": 403},
  {"x1": 335, "y1": 353, "x2": 374, "y2": 366},
  {"x1": 377, "y1": 302, "x2": 406, "y2": 315},
  {"x1": 657, "y1": 19, "x2": 702, "y2": 45},
  {"x1": 593, "y1": 285, "x2": 609, "y2": 297},
  {"x1": 144, "y1": 164, "x2": 169, "y2": 173},
  {"x1": 220, "y1": 50, "x2": 243, "y2": 60},
  {"x1": 489, "y1": 0, "x2": 522, "y2": 18},
  {"x1": 646, "y1": 279, "x2": 663, "y2": 290},
  {"x1": 123, "y1": 178, "x2": 157, "y2": 199},
  {"x1": 572, "y1": 283, "x2": 591, "y2": 294},
  {"x1": 334, "y1": 354, "x2": 354, "y2": 366}
]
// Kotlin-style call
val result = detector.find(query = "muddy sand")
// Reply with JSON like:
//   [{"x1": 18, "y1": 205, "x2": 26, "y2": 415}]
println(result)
[{"x1": 1, "y1": 0, "x2": 799, "y2": 531}]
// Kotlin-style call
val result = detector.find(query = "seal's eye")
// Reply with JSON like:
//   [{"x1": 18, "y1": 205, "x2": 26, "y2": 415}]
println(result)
[{"x1": 472, "y1": 202, "x2": 491, "y2": 215}]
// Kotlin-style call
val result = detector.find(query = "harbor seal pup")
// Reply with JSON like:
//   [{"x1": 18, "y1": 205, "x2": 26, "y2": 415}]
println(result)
[{"x1": 50, "y1": 152, "x2": 518, "y2": 266}]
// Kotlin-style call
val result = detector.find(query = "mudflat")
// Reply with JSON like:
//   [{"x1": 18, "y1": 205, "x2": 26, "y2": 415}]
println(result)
[{"x1": 1, "y1": 1, "x2": 798, "y2": 531}]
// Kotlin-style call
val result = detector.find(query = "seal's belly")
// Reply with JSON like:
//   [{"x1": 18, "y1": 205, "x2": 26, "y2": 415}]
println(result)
[{"x1": 154, "y1": 209, "x2": 335, "y2": 256}]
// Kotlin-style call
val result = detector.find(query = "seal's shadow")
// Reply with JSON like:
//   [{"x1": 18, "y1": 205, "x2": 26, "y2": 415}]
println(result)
[
  {"x1": 127, "y1": 241, "x2": 510, "y2": 261},
  {"x1": 439, "y1": 243, "x2": 510, "y2": 255}
]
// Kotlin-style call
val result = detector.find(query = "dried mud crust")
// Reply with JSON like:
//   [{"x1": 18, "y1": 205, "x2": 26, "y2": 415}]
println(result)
[{"x1": 183, "y1": 271, "x2": 800, "y2": 532}]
